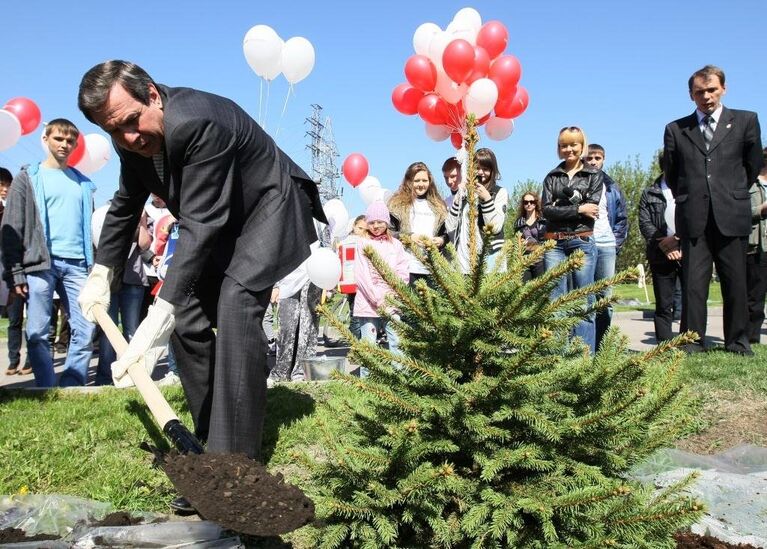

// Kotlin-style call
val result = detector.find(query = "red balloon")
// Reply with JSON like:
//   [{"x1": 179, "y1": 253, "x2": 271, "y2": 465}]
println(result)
[
  {"x1": 476, "y1": 21, "x2": 509, "y2": 60},
  {"x1": 489, "y1": 55, "x2": 522, "y2": 98},
  {"x1": 442, "y1": 39, "x2": 475, "y2": 84},
  {"x1": 442, "y1": 102, "x2": 466, "y2": 130},
  {"x1": 342, "y1": 153, "x2": 369, "y2": 187},
  {"x1": 466, "y1": 47, "x2": 490, "y2": 84},
  {"x1": 3, "y1": 97, "x2": 42, "y2": 135},
  {"x1": 417, "y1": 94, "x2": 449, "y2": 126},
  {"x1": 495, "y1": 86, "x2": 529, "y2": 119},
  {"x1": 476, "y1": 113, "x2": 491, "y2": 126},
  {"x1": 404, "y1": 55, "x2": 437, "y2": 92},
  {"x1": 67, "y1": 133, "x2": 86, "y2": 168},
  {"x1": 391, "y1": 83, "x2": 424, "y2": 115},
  {"x1": 450, "y1": 132, "x2": 463, "y2": 149}
]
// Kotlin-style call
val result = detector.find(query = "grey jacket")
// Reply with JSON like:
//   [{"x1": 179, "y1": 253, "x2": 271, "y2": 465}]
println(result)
[
  {"x1": 749, "y1": 178, "x2": 767, "y2": 254},
  {"x1": 1, "y1": 167, "x2": 51, "y2": 286}
]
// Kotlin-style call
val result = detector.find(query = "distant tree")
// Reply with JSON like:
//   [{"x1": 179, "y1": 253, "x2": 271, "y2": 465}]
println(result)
[{"x1": 606, "y1": 155, "x2": 661, "y2": 272}]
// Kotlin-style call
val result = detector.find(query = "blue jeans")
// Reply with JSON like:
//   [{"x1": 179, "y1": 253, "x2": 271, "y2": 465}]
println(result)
[
  {"x1": 95, "y1": 284, "x2": 146, "y2": 385},
  {"x1": 26, "y1": 258, "x2": 95, "y2": 387},
  {"x1": 544, "y1": 237, "x2": 597, "y2": 354},
  {"x1": 594, "y1": 245, "x2": 616, "y2": 351},
  {"x1": 358, "y1": 316, "x2": 400, "y2": 378}
]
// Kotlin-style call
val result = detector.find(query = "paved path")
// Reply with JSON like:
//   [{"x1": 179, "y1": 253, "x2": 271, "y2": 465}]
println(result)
[{"x1": 0, "y1": 307, "x2": 757, "y2": 390}]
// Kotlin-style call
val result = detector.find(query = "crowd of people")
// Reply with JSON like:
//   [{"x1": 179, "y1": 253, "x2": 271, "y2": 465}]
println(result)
[{"x1": 0, "y1": 63, "x2": 763, "y2": 498}]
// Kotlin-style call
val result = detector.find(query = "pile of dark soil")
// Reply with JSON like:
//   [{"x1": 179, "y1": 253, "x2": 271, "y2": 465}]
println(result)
[
  {"x1": 675, "y1": 532, "x2": 760, "y2": 548},
  {"x1": 91, "y1": 511, "x2": 146, "y2": 527},
  {"x1": 162, "y1": 451, "x2": 314, "y2": 536},
  {"x1": 0, "y1": 527, "x2": 59, "y2": 543}
]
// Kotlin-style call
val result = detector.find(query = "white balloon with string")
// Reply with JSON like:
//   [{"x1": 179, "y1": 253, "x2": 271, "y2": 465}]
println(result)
[
  {"x1": 0, "y1": 110, "x2": 22, "y2": 151},
  {"x1": 484, "y1": 116, "x2": 515, "y2": 141},
  {"x1": 413, "y1": 22, "x2": 441, "y2": 55},
  {"x1": 425, "y1": 122, "x2": 451, "y2": 141},
  {"x1": 306, "y1": 247, "x2": 342, "y2": 291},
  {"x1": 464, "y1": 78, "x2": 498, "y2": 119},
  {"x1": 75, "y1": 134, "x2": 112, "y2": 174},
  {"x1": 452, "y1": 7, "x2": 482, "y2": 33},
  {"x1": 323, "y1": 198, "x2": 349, "y2": 239},
  {"x1": 358, "y1": 176, "x2": 382, "y2": 206},
  {"x1": 243, "y1": 25, "x2": 283, "y2": 80}
]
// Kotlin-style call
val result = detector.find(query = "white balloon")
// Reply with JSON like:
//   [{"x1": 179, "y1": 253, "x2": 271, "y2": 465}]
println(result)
[
  {"x1": 453, "y1": 7, "x2": 482, "y2": 32},
  {"x1": 359, "y1": 176, "x2": 383, "y2": 206},
  {"x1": 425, "y1": 122, "x2": 451, "y2": 141},
  {"x1": 484, "y1": 116, "x2": 515, "y2": 141},
  {"x1": 323, "y1": 198, "x2": 350, "y2": 239},
  {"x1": 435, "y1": 69, "x2": 468, "y2": 104},
  {"x1": 243, "y1": 25, "x2": 283, "y2": 80},
  {"x1": 464, "y1": 78, "x2": 498, "y2": 119},
  {"x1": 0, "y1": 110, "x2": 22, "y2": 151},
  {"x1": 427, "y1": 31, "x2": 452, "y2": 73},
  {"x1": 281, "y1": 36, "x2": 315, "y2": 84},
  {"x1": 446, "y1": 20, "x2": 478, "y2": 46},
  {"x1": 412, "y1": 22, "x2": 441, "y2": 55},
  {"x1": 307, "y1": 247, "x2": 342, "y2": 290},
  {"x1": 75, "y1": 133, "x2": 112, "y2": 174}
]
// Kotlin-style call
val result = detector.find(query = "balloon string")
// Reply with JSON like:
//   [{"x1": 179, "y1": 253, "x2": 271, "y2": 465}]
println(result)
[
  {"x1": 258, "y1": 78, "x2": 264, "y2": 126},
  {"x1": 263, "y1": 80, "x2": 271, "y2": 132},
  {"x1": 275, "y1": 84, "x2": 293, "y2": 138}
]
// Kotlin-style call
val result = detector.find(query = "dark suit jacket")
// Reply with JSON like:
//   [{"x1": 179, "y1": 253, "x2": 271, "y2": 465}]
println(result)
[
  {"x1": 96, "y1": 85, "x2": 326, "y2": 305},
  {"x1": 663, "y1": 106, "x2": 762, "y2": 238}
]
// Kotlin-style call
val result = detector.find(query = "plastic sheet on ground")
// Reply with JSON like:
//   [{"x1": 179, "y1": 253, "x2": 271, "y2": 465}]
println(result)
[
  {"x1": 0, "y1": 494, "x2": 243, "y2": 547},
  {"x1": 632, "y1": 444, "x2": 767, "y2": 547}
]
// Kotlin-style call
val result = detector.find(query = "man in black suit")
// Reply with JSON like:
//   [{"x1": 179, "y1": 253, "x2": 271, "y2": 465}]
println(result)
[
  {"x1": 76, "y1": 61, "x2": 325, "y2": 461},
  {"x1": 663, "y1": 65, "x2": 763, "y2": 355}
]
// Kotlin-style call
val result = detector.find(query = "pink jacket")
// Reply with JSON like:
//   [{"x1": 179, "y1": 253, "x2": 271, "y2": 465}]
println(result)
[{"x1": 353, "y1": 235, "x2": 410, "y2": 318}]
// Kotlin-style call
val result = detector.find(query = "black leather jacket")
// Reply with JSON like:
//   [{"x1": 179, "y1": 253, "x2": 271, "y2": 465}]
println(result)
[
  {"x1": 638, "y1": 176, "x2": 672, "y2": 265},
  {"x1": 541, "y1": 162, "x2": 603, "y2": 234}
]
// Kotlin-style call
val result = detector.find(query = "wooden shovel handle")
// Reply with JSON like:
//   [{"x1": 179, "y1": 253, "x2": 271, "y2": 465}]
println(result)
[{"x1": 92, "y1": 305, "x2": 179, "y2": 427}]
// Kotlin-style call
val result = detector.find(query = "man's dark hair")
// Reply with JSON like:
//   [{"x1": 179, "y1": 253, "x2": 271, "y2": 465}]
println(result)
[
  {"x1": 78, "y1": 60, "x2": 157, "y2": 123},
  {"x1": 441, "y1": 157, "x2": 460, "y2": 173},
  {"x1": 587, "y1": 143, "x2": 605, "y2": 155},
  {"x1": 688, "y1": 65, "x2": 725, "y2": 92},
  {"x1": 0, "y1": 167, "x2": 12, "y2": 184}
]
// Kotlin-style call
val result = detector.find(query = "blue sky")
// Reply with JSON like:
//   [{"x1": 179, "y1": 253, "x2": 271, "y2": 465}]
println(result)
[{"x1": 1, "y1": 0, "x2": 765, "y2": 218}]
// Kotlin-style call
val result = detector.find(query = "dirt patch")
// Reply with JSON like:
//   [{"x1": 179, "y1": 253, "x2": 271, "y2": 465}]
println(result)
[
  {"x1": 91, "y1": 510, "x2": 145, "y2": 527},
  {"x1": 161, "y1": 451, "x2": 314, "y2": 537},
  {"x1": 0, "y1": 527, "x2": 60, "y2": 543},
  {"x1": 676, "y1": 389, "x2": 767, "y2": 454},
  {"x1": 675, "y1": 531, "x2": 759, "y2": 548}
]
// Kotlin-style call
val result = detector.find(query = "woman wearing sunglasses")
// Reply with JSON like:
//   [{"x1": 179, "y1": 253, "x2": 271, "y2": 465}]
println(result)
[
  {"x1": 541, "y1": 126, "x2": 604, "y2": 353},
  {"x1": 513, "y1": 191, "x2": 546, "y2": 281}
]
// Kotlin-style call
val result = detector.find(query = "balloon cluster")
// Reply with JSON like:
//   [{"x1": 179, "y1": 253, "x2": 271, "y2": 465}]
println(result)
[
  {"x1": 391, "y1": 8, "x2": 529, "y2": 147},
  {"x1": 0, "y1": 97, "x2": 42, "y2": 151},
  {"x1": 243, "y1": 25, "x2": 315, "y2": 85},
  {"x1": 342, "y1": 153, "x2": 393, "y2": 207}
]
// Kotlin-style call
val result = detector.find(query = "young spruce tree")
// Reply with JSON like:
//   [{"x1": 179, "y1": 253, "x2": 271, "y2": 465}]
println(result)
[{"x1": 304, "y1": 119, "x2": 703, "y2": 548}]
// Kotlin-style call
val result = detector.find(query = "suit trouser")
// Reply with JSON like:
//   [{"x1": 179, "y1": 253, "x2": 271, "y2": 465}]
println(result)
[
  {"x1": 746, "y1": 251, "x2": 767, "y2": 343},
  {"x1": 650, "y1": 259, "x2": 683, "y2": 342},
  {"x1": 170, "y1": 269, "x2": 271, "y2": 460},
  {"x1": 681, "y1": 218, "x2": 750, "y2": 352}
]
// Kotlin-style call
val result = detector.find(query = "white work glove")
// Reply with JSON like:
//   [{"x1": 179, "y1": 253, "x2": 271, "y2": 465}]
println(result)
[
  {"x1": 78, "y1": 264, "x2": 113, "y2": 322},
  {"x1": 112, "y1": 298, "x2": 175, "y2": 388}
]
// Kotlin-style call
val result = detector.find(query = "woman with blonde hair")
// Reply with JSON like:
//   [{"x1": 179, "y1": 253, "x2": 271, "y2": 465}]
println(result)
[
  {"x1": 541, "y1": 126, "x2": 603, "y2": 353},
  {"x1": 387, "y1": 161, "x2": 448, "y2": 285}
]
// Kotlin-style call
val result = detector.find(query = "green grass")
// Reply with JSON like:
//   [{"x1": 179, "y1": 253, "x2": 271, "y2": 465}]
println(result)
[{"x1": 612, "y1": 282, "x2": 723, "y2": 311}]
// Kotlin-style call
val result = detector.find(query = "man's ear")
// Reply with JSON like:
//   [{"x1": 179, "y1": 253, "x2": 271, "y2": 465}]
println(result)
[{"x1": 148, "y1": 84, "x2": 162, "y2": 108}]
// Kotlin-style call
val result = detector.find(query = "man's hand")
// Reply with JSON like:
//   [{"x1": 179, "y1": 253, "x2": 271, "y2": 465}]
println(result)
[
  {"x1": 578, "y1": 203, "x2": 599, "y2": 219},
  {"x1": 270, "y1": 287, "x2": 280, "y2": 304},
  {"x1": 111, "y1": 298, "x2": 175, "y2": 388},
  {"x1": 78, "y1": 264, "x2": 113, "y2": 322},
  {"x1": 14, "y1": 284, "x2": 28, "y2": 298}
]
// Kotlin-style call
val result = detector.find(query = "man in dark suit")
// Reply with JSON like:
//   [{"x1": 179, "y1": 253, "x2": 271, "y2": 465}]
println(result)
[
  {"x1": 76, "y1": 61, "x2": 325, "y2": 462},
  {"x1": 663, "y1": 65, "x2": 763, "y2": 355}
]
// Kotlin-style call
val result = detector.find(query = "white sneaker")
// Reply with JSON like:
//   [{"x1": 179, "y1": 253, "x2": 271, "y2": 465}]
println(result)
[{"x1": 157, "y1": 372, "x2": 181, "y2": 386}]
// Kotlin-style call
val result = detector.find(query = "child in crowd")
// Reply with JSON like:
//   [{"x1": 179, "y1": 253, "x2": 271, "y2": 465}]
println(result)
[
  {"x1": 353, "y1": 201, "x2": 409, "y2": 377},
  {"x1": 387, "y1": 162, "x2": 448, "y2": 286},
  {"x1": 338, "y1": 215, "x2": 367, "y2": 340},
  {"x1": 513, "y1": 191, "x2": 547, "y2": 281},
  {"x1": 444, "y1": 148, "x2": 508, "y2": 273}
]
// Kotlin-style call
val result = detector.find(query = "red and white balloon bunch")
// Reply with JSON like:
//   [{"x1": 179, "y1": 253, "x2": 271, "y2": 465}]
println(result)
[
  {"x1": 38, "y1": 129, "x2": 112, "y2": 175},
  {"x1": 391, "y1": 8, "x2": 529, "y2": 147},
  {"x1": 0, "y1": 97, "x2": 42, "y2": 151}
]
